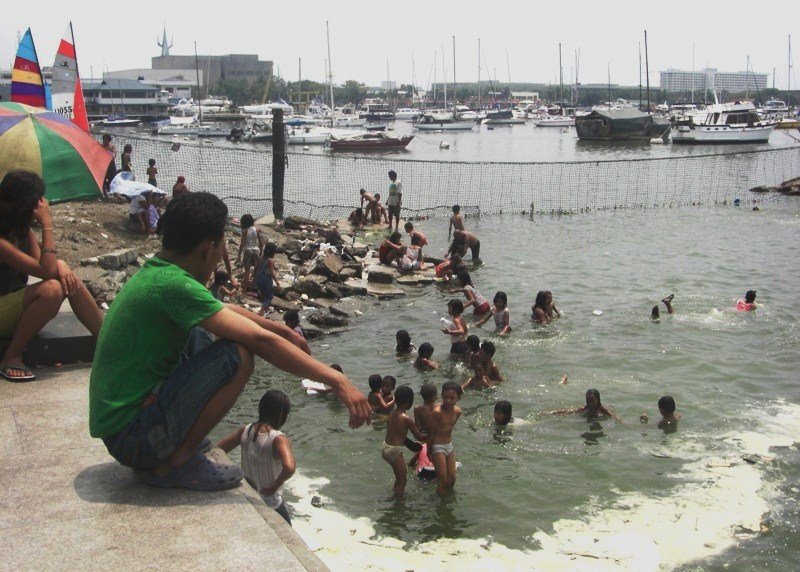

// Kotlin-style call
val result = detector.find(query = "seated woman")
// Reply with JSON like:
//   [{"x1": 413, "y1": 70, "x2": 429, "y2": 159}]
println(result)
[{"x1": 0, "y1": 171, "x2": 103, "y2": 381}]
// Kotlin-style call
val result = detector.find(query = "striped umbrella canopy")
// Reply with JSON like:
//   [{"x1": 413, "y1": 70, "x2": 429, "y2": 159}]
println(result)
[{"x1": 0, "y1": 102, "x2": 112, "y2": 203}]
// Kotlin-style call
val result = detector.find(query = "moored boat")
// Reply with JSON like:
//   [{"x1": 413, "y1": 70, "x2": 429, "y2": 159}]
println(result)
[
  {"x1": 671, "y1": 101, "x2": 776, "y2": 144},
  {"x1": 329, "y1": 133, "x2": 413, "y2": 150},
  {"x1": 575, "y1": 108, "x2": 670, "y2": 141},
  {"x1": 359, "y1": 98, "x2": 395, "y2": 121}
]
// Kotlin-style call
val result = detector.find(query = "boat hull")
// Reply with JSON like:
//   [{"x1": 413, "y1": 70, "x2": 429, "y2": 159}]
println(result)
[
  {"x1": 330, "y1": 135, "x2": 414, "y2": 150},
  {"x1": 534, "y1": 118, "x2": 575, "y2": 127},
  {"x1": 575, "y1": 112, "x2": 669, "y2": 141},
  {"x1": 671, "y1": 124, "x2": 775, "y2": 144},
  {"x1": 415, "y1": 122, "x2": 474, "y2": 131},
  {"x1": 482, "y1": 118, "x2": 526, "y2": 125}
]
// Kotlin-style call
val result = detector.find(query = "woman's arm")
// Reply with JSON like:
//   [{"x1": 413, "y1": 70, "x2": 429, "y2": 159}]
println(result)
[
  {"x1": 260, "y1": 435, "x2": 296, "y2": 496},
  {"x1": 216, "y1": 425, "x2": 245, "y2": 453},
  {"x1": 0, "y1": 226, "x2": 58, "y2": 281}
]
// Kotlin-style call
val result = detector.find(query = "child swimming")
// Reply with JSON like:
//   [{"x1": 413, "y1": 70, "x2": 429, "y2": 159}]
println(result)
[
  {"x1": 414, "y1": 383, "x2": 438, "y2": 434},
  {"x1": 641, "y1": 396, "x2": 681, "y2": 433},
  {"x1": 462, "y1": 363, "x2": 492, "y2": 391},
  {"x1": 396, "y1": 329, "x2": 416, "y2": 357},
  {"x1": 217, "y1": 390, "x2": 296, "y2": 524},
  {"x1": 381, "y1": 376, "x2": 397, "y2": 411},
  {"x1": 494, "y1": 400, "x2": 513, "y2": 426},
  {"x1": 736, "y1": 289, "x2": 757, "y2": 311},
  {"x1": 479, "y1": 341, "x2": 504, "y2": 383},
  {"x1": 547, "y1": 389, "x2": 623, "y2": 423},
  {"x1": 428, "y1": 381, "x2": 463, "y2": 495},
  {"x1": 475, "y1": 291, "x2": 511, "y2": 335},
  {"x1": 413, "y1": 342, "x2": 439, "y2": 371},
  {"x1": 382, "y1": 386, "x2": 427, "y2": 497},
  {"x1": 466, "y1": 334, "x2": 481, "y2": 370},
  {"x1": 368, "y1": 374, "x2": 395, "y2": 413},
  {"x1": 651, "y1": 294, "x2": 675, "y2": 320}
]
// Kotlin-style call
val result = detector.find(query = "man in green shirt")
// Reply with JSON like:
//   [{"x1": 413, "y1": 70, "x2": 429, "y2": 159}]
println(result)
[
  {"x1": 90, "y1": 193, "x2": 371, "y2": 491},
  {"x1": 386, "y1": 170, "x2": 402, "y2": 232}
]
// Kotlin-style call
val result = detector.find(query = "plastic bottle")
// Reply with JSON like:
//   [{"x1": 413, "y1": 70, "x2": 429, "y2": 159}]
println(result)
[{"x1": 440, "y1": 316, "x2": 455, "y2": 332}]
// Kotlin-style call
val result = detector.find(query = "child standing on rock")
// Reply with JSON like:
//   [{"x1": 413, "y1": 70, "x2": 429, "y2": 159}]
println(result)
[
  {"x1": 237, "y1": 214, "x2": 264, "y2": 289},
  {"x1": 255, "y1": 243, "x2": 280, "y2": 315}
]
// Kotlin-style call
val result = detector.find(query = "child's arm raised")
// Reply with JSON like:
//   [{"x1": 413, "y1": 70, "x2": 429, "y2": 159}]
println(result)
[
  {"x1": 216, "y1": 425, "x2": 246, "y2": 453},
  {"x1": 601, "y1": 405, "x2": 624, "y2": 424},
  {"x1": 259, "y1": 434, "x2": 296, "y2": 497}
]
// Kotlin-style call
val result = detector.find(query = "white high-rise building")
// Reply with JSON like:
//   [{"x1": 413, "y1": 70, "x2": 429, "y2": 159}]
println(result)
[{"x1": 659, "y1": 68, "x2": 768, "y2": 93}]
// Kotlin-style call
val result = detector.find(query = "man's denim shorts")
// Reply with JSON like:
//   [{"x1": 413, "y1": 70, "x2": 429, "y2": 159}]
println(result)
[{"x1": 102, "y1": 328, "x2": 242, "y2": 470}]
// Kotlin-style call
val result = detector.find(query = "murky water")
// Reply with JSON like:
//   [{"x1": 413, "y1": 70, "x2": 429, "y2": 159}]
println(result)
[{"x1": 214, "y1": 202, "x2": 800, "y2": 570}]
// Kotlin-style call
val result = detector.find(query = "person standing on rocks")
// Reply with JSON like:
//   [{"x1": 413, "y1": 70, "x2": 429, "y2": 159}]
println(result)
[
  {"x1": 89, "y1": 192, "x2": 371, "y2": 491},
  {"x1": 386, "y1": 170, "x2": 402, "y2": 232}
]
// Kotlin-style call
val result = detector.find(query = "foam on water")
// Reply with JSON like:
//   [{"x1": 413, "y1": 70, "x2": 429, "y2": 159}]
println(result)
[{"x1": 284, "y1": 401, "x2": 800, "y2": 571}]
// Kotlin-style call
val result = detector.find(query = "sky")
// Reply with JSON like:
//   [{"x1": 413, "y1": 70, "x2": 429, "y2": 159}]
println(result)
[{"x1": 2, "y1": 1, "x2": 798, "y2": 90}]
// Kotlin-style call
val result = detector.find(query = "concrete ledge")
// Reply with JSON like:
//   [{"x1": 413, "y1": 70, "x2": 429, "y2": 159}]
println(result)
[{"x1": 1, "y1": 366, "x2": 327, "y2": 571}]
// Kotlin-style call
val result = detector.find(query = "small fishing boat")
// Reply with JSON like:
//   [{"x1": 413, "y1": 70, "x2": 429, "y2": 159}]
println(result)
[
  {"x1": 329, "y1": 133, "x2": 413, "y2": 150},
  {"x1": 482, "y1": 109, "x2": 525, "y2": 125},
  {"x1": 414, "y1": 111, "x2": 475, "y2": 131},
  {"x1": 100, "y1": 114, "x2": 141, "y2": 127},
  {"x1": 533, "y1": 115, "x2": 576, "y2": 127}
]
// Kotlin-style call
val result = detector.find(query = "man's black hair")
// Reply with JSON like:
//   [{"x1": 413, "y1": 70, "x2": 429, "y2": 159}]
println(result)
[{"x1": 157, "y1": 192, "x2": 227, "y2": 255}]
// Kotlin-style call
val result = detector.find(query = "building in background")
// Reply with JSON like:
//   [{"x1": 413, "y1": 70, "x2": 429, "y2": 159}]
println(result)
[
  {"x1": 152, "y1": 54, "x2": 271, "y2": 92},
  {"x1": 660, "y1": 68, "x2": 768, "y2": 94},
  {"x1": 82, "y1": 78, "x2": 169, "y2": 120}
]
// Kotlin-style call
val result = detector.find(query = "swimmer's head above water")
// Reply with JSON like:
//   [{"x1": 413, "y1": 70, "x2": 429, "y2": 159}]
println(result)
[{"x1": 494, "y1": 400, "x2": 513, "y2": 425}]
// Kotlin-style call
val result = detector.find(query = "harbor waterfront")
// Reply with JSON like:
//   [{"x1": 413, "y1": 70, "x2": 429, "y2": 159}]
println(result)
[{"x1": 211, "y1": 205, "x2": 800, "y2": 570}]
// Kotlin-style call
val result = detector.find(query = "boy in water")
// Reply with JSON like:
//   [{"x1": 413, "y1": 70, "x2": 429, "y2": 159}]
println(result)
[
  {"x1": 413, "y1": 342, "x2": 439, "y2": 371},
  {"x1": 381, "y1": 376, "x2": 397, "y2": 411},
  {"x1": 479, "y1": 341, "x2": 504, "y2": 383},
  {"x1": 736, "y1": 290, "x2": 757, "y2": 311},
  {"x1": 414, "y1": 383, "x2": 438, "y2": 434},
  {"x1": 651, "y1": 294, "x2": 675, "y2": 320},
  {"x1": 494, "y1": 401, "x2": 513, "y2": 426},
  {"x1": 428, "y1": 381, "x2": 463, "y2": 495},
  {"x1": 368, "y1": 374, "x2": 394, "y2": 413},
  {"x1": 283, "y1": 310, "x2": 305, "y2": 340},
  {"x1": 640, "y1": 396, "x2": 681, "y2": 432},
  {"x1": 462, "y1": 363, "x2": 492, "y2": 391},
  {"x1": 382, "y1": 386, "x2": 427, "y2": 497},
  {"x1": 448, "y1": 205, "x2": 465, "y2": 240}
]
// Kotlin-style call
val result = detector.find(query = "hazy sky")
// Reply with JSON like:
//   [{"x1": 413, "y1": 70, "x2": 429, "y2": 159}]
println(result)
[{"x1": 2, "y1": 1, "x2": 797, "y2": 90}]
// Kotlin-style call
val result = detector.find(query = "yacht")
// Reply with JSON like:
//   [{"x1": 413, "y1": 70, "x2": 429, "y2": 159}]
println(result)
[
  {"x1": 414, "y1": 110, "x2": 474, "y2": 130},
  {"x1": 760, "y1": 98, "x2": 789, "y2": 120},
  {"x1": 671, "y1": 101, "x2": 777, "y2": 144},
  {"x1": 359, "y1": 99, "x2": 395, "y2": 121},
  {"x1": 395, "y1": 108, "x2": 422, "y2": 120}
]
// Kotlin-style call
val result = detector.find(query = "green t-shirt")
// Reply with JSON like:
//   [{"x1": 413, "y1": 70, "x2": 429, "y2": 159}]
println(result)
[{"x1": 89, "y1": 257, "x2": 223, "y2": 438}]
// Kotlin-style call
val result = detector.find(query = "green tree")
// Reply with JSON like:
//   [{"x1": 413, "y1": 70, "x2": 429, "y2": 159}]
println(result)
[{"x1": 336, "y1": 79, "x2": 367, "y2": 105}]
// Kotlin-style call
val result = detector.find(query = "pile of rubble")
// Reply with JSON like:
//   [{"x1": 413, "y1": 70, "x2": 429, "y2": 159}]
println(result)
[
  {"x1": 76, "y1": 215, "x2": 440, "y2": 339},
  {"x1": 749, "y1": 176, "x2": 800, "y2": 196}
]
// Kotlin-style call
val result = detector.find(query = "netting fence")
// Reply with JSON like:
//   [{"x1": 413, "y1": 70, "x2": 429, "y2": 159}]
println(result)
[{"x1": 99, "y1": 132, "x2": 800, "y2": 220}]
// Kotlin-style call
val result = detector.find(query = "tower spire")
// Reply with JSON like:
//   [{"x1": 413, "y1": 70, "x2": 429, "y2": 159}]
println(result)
[{"x1": 157, "y1": 25, "x2": 173, "y2": 57}]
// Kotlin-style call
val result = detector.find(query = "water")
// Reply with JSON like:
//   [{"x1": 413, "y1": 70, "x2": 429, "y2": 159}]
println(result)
[{"x1": 213, "y1": 203, "x2": 800, "y2": 570}]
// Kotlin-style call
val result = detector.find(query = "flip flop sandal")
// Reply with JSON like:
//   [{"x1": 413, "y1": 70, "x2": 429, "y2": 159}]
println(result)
[
  {"x1": 143, "y1": 453, "x2": 243, "y2": 491},
  {"x1": 0, "y1": 365, "x2": 36, "y2": 382}
]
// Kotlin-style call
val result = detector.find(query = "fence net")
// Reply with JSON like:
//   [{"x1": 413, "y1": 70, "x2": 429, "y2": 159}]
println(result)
[{"x1": 99, "y1": 133, "x2": 800, "y2": 220}]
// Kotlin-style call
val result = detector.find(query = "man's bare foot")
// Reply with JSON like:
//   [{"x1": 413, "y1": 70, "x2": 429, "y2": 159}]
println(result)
[{"x1": 662, "y1": 294, "x2": 674, "y2": 304}]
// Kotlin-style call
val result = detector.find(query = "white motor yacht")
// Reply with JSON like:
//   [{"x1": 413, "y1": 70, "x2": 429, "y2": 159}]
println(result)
[{"x1": 671, "y1": 101, "x2": 777, "y2": 143}]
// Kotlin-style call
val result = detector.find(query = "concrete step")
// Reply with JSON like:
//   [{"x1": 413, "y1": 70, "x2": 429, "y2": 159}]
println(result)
[{"x1": 0, "y1": 309, "x2": 95, "y2": 367}]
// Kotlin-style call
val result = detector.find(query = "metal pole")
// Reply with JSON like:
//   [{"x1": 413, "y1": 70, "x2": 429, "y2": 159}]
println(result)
[
  {"x1": 272, "y1": 108, "x2": 285, "y2": 220},
  {"x1": 477, "y1": 38, "x2": 481, "y2": 109},
  {"x1": 194, "y1": 42, "x2": 202, "y2": 124},
  {"x1": 452, "y1": 36, "x2": 456, "y2": 103},
  {"x1": 638, "y1": 42, "x2": 642, "y2": 110},
  {"x1": 558, "y1": 43, "x2": 563, "y2": 105},
  {"x1": 644, "y1": 30, "x2": 651, "y2": 113},
  {"x1": 326, "y1": 21, "x2": 335, "y2": 111}
]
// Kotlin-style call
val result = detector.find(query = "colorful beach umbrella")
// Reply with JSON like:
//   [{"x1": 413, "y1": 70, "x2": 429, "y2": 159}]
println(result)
[{"x1": 0, "y1": 102, "x2": 112, "y2": 203}]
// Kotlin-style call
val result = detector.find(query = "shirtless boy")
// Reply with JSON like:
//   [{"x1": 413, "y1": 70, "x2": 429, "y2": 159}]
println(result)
[
  {"x1": 414, "y1": 382, "x2": 438, "y2": 433},
  {"x1": 448, "y1": 229, "x2": 481, "y2": 261},
  {"x1": 427, "y1": 381, "x2": 463, "y2": 495},
  {"x1": 479, "y1": 341, "x2": 504, "y2": 383},
  {"x1": 359, "y1": 189, "x2": 378, "y2": 222},
  {"x1": 462, "y1": 363, "x2": 492, "y2": 391},
  {"x1": 382, "y1": 386, "x2": 427, "y2": 497},
  {"x1": 448, "y1": 205, "x2": 465, "y2": 240}
]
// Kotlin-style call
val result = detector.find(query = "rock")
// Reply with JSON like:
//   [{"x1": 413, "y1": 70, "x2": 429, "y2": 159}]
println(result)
[
  {"x1": 284, "y1": 216, "x2": 324, "y2": 230},
  {"x1": 296, "y1": 247, "x2": 315, "y2": 262},
  {"x1": 80, "y1": 256, "x2": 100, "y2": 266},
  {"x1": 284, "y1": 290, "x2": 301, "y2": 302},
  {"x1": 308, "y1": 312, "x2": 349, "y2": 328},
  {"x1": 339, "y1": 279, "x2": 368, "y2": 296},
  {"x1": 273, "y1": 253, "x2": 291, "y2": 269},
  {"x1": 311, "y1": 496, "x2": 324, "y2": 508},
  {"x1": 293, "y1": 275, "x2": 328, "y2": 298},
  {"x1": 344, "y1": 242, "x2": 369, "y2": 258},
  {"x1": 339, "y1": 267, "x2": 358, "y2": 281},
  {"x1": 323, "y1": 284, "x2": 343, "y2": 299},
  {"x1": 271, "y1": 296, "x2": 302, "y2": 312},
  {"x1": 396, "y1": 274, "x2": 435, "y2": 286},
  {"x1": 280, "y1": 238, "x2": 303, "y2": 254},
  {"x1": 367, "y1": 282, "x2": 406, "y2": 299},
  {"x1": 98, "y1": 248, "x2": 138, "y2": 270},
  {"x1": 309, "y1": 251, "x2": 343, "y2": 279},
  {"x1": 366, "y1": 266, "x2": 398, "y2": 284},
  {"x1": 330, "y1": 300, "x2": 363, "y2": 317},
  {"x1": 75, "y1": 266, "x2": 108, "y2": 283},
  {"x1": 748, "y1": 186, "x2": 774, "y2": 193}
]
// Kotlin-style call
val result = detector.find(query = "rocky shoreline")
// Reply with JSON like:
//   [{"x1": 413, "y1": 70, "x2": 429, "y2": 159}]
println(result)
[{"x1": 51, "y1": 200, "x2": 439, "y2": 339}]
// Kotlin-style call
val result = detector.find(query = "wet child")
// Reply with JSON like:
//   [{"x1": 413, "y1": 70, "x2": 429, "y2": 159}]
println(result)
[
  {"x1": 146, "y1": 158, "x2": 158, "y2": 187},
  {"x1": 283, "y1": 310, "x2": 305, "y2": 340},
  {"x1": 413, "y1": 342, "x2": 439, "y2": 371},
  {"x1": 396, "y1": 329, "x2": 416, "y2": 357},
  {"x1": 640, "y1": 396, "x2": 681, "y2": 432},
  {"x1": 238, "y1": 214, "x2": 265, "y2": 289},
  {"x1": 210, "y1": 270, "x2": 237, "y2": 302},
  {"x1": 414, "y1": 383, "x2": 438, "y2": 434},
  {"x1": 217, "y1": 390, "x2": 295, "y2": 525},
  {"x1": 466, "y1": 335, "x2": 481, "y2": 370},
  {"x1": 453, "y1": 271, "x2": 490, "y2": 317},
  {"x1": 442, "y1": 299, "x2": 469, "y2": 357},
  {"x1": 651, "y1": 294, "x2": 675, "y2": 320},
  {"x1": 378, "y1": 232, "x2": 403, "y2": 266},
  {"x1": 381, "y1": 376, "x2": 397, "y2": 410},
  {"x1": 373, "y1": 193, "x2": 389, "y2": 224},
  {"x1": 404, "y1": 222, "x2": 428, "y2": 259},
  {"x1": 428, "y1": 381, "x2": 463, "y2": 495},
  {"x1": 494, "y1": 400, "x2": 513, "y2": 426},
  {"x1": 476, "y1": 291, "x2": 511, "y2": 335},
  {"x1": 531, "y1": 290, "x2": 551, "y2": 324},
  {"x1": 435, "y1": 253, "x2": 464, "y2": 282},
  {"x1": 255, "y1": 243, "x2": 280, "y2": 315},
  {"x1": 368, "y1": 374, "x2": 394, "y2": 413},
  {"x1": 398, "y1": 243, "x2": 423, "y2": 272},
  {"x1": 736, "y1": 289, "x2": 757, "y2": 311},
  {"x1": 448, "y1": 204, "x2": 465, "y2": 240},
  {"x1": 479, "y1": 341, "x2": 504, "y2": 383},
  {"x1": 547, "y1": 389, "x2": 623, "y2": 423},
  {"x1": 348, "y1": 207, "x2": 366, "y2": 228},
  {"x1": 462, "y1": 363, "x2": 492, "y2": 391},
  {"x1": 382, "y1": 386, "x2": 427, "y2": 497},
  {"x1": 359, "y1": 188, "x2": 378, "y2": 222}
]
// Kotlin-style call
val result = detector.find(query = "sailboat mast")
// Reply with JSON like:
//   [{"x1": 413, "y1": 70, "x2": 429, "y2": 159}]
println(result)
[
  {"x1": 691, "y1": 42, "x2": 695, "y2": 104},
  {"x1": 452, "y1": 36, "x2": 456, "y2": 103},
  {"x1": 194, "y1": 42, "x2": 202, "y2": 124},
  {"x1": 477, "y1": 38, "x2": 481, "y2": 109},
  {"x1": 788, "y1": 34, "x2": 793, "y2": 107},
  {"x1": 558, "y1": 43, "x2": 563, "y2": 105},
  {"x1": 442, "y1": 45, "x2": 447, "y2": 109},
  {"x1": 574, "y1": 48, "x2": 580, "y2": 107},
  {"x1": 326, "y1": 21, "x2": 335, "y2": 111},
  {"x1": 644, "y1": 30, "x2": 651, "y2": 113},
  {"x1": 607, "y1": 64, "x2": 611, "y2": 109},
  {"x1": 638, "y1": 42, "x2": 642, "y2": 110}
]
